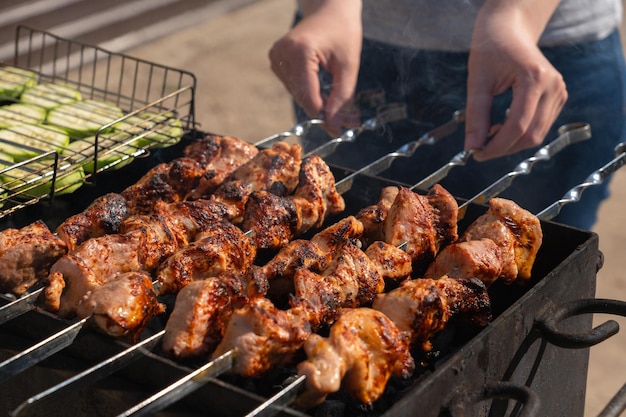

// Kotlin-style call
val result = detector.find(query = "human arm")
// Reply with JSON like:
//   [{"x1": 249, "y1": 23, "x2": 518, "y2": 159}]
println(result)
[
  {"x1": 268, "y1": 0, "x2": 362, "y2": 136},
  {"x1": 465, "y1": 0, "x2": 568, "y2": 161}
]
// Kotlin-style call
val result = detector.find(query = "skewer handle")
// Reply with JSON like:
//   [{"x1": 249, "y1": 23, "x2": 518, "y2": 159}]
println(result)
[
  {"x1": 458, "y1": 122, "x2": 592, "y2": 217},
  {"x1": 254, "y1": 118, "x2": 325, "y2": 149},
  {"x1": 116, "y1": 349, "x2": 234, "y2": 417},
  {"x1": 537, "y1": 143, "x2": 626, "y2": 221},
  {"x1": 0, "y1": 287, "x2": 43, "y2": 325},
  {"x1": 334, "y1": 109, "x2": 465, "y2": 195},
  {"x1": 305, "y1": 102, "x2": 408, "y2": 159}
]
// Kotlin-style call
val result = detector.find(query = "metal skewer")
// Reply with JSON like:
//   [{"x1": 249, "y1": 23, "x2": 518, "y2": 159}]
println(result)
[
  {"x1": 116, "y1": 349, "x2": 234, "y2": 417},
  {"x1": 334, "y1": 109, "x2": 466, "y2": 194},
  {"x1": 11, "y1": 330, "x2": 166, "y2": 417},
  {"x1": 537, "y1": 141, "x2": 626, "y2": 221},
  {"x1": 455, "y1": 122, "x2": 592, "y2": 220},
  {"x1": 306, "y1": 102, "x2": 408, "y2": 159},
  {"x1": 253, "y1": 118, "x2": 325, "y2": 149},
  {"x1": 0, "y1": 317, "x2": 87, "y2": 384},
  {"x1": 0, "y1": 287, "x2": 44, "y2": 325}
]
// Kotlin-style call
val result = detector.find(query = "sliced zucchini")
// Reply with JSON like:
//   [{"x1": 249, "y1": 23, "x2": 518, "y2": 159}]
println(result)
[
  {"x1": 0, "y1": 124, "x2": 70, "y2": 161},
  {"x1": 0, "y1": 66, "x2": 38, "y2": 100},
  {"x1": 21, "y1": 82, "x2": 82, "y2": 110},
  {"x1": 114, "y1": 111, "x2": 184, "y2": 148},
  {"x1": 63, "y1": 133, "x2": 138, "y2": 172},
  {"x1": 47, "y1": 99, "x2": 124, "y2": 138},
  {"x1": 6, "y1": 160, "x2": 85, "y2": 199},
  {"x1": 0, "y1": 103, "x2": 47, "y2": 129}
]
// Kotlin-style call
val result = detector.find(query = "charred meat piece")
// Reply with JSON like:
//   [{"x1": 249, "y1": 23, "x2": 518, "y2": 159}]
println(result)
[
  {"x1": 242, "y1": 190, "x2": 298, "y2": 250},
  {"x1": 55, "y1": 192, "x2": 129, "y2": 251},
  {"x1": 185, "y1": 134, "x2": 259, "y2": 199},
  {"x1": 155, "y1": 219, "x2": 256, "y2": 296},
  {"x1": 296, "y1": 308, "x2": 414, "y2": 409},
  {"x1": 355, "y1": 186, "x2": 399, "y2": 245},
  {"x1": 121, "y1": 157, "x2": 205, "y2": 215},
  {"x1": 460, "y1": 197, "x2": 543, "y2": 281},
  {"x1": 383, "y1": 185, "x2": 458, "y2": 272},
  {"x1": 373, "y1": 276, "x2": 492, "y2": 352},
  {"x1": 75, "y1": 271, "x2": 165, "y2": 342},
  {"x1": 211, "y1": 297, "x2": 312, "y2": 377},
  {"x1": 364, "y1": 240, "x2": 413, "y2": 284},
  {"x1": 0, "y1": 220, "x2": 67, "y2": 295},
  {"x1": 260, "y1": 216, "x2": 365, "y2": 299},
  {"x1": 163, "y1": 272, "x2": 249, "y2": 358},
  {"x1": 242, "y1": 155, "x2": 346, "y2": 250},
  {"x1": 424, "y1": 238, "x2": 511, "y2": 286},
  {"x1": 228, "y1": 141, "x2": 302, "y2": 196},
  {"x1": 43, "y1": 233, "x2": 143, "y2": 317},
  {"x1": 291, "y1": 241, "x2": 385, "y2": 330}
]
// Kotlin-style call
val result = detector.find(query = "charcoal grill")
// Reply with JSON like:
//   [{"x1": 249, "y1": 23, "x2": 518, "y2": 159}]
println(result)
[{"x1": 2, "y1": 27, "x2": 626, "y2": 417}]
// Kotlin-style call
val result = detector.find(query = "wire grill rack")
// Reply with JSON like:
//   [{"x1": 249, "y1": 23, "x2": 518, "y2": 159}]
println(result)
[{"x1": 0, "y1": 25, "x2": 196, "y2": 218}]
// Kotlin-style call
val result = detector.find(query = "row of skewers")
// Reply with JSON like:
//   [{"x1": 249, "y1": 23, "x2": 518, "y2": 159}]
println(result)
[{"x1": 1, "y1": 111, "x2": 625, "y2": 416}]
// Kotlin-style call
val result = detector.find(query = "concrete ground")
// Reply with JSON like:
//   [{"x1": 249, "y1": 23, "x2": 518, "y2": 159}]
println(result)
[{"x1": 123, "y1": 1, "x2": 626, "y2": 415}]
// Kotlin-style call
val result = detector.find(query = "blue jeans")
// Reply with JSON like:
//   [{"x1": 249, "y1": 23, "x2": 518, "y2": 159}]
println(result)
[{"x1": 296, "y1": 29, "x2": 626, "y2": 230}]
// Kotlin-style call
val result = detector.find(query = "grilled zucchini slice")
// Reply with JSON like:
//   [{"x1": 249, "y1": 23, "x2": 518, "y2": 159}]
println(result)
[
  {"x1": 7, "y1": 160, "x2": 85, "y2": 198},
  {"x1": 0, "y1": 103, "x2": 47, "y2": 129},
  {"x1": 0, "y1": 66, "x2": 38, "y2": 100},
  {"x1": 0, "y1": 124, "x2": 70, "y2": 161},
  {"x1": 63, "y1": 133, "x2": 138, "y2": 172},
  {"x1": 47, "y1": 99, "x2": 124, "y2": 138},
  {"x1": 114, "y1": 111, "x2": 184, "y2": 148},
  {"x1": 20, "y1": 82, "x2": 82, "y2": 110}
]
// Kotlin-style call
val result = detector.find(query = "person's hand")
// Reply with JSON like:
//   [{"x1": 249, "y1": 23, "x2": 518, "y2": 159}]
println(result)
[
  {"x1": 464, "y1": 0, "x2": 568, "y2": 161},
  {"x1": 269, "y1": 0, "x2": 362, "y2": 137}
]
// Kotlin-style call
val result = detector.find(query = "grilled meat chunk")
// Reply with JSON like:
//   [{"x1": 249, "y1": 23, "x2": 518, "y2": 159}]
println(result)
[
  {"x1": 291, "y1": 241, "x2": 385, "y2": 330},
  {"x1": 211, "y1": 297, "x2": 311, "y2": 377},
  {"x1": 56, "y1": 192, "x2": 129, "y2": 251},
  {"x1": 44, "y1": 234, "x2": 143, "y2": 317},
  {"x1": 383, "y1": 185, "x2": 458, "y2": 272},
  {"x1": 260, "y1": 216, "x2": 364, "y2": 299},
  {"x1": 155, "y1": 219, "x2": 256, "y2": 296},
  {"x1": 460, "y1": 197, "x2": 543, "y2": 282},
  {"x1": 163, "y1": 272, "x2": 249, "y2": 358},
  {"x1": 242, "y1": 190, "x2": 298, "y2": 250},
  {"x1": 424, "y1": 238, "x2": 509, "y2": 286},
  {"x1": 121, "y1": 157, "x2": 205, "y2": 215},
  {"x1": 229, "y1": 141, "x2": 302, "y2": 195},
  {"x1": 242, "y1": 154, "x2": 346, "y2": 250},
  {"x1": 364, "y1": 240, "x2": 413, "y2": 284},
  {"x1": 185, "y1": 134, "x2": 259, "y2": 199},
  {"x1": 373, "y1": 276, "x2": 492, "y2": 352},
  {"x1": 355, "y1": 186, "x2": 399, "y2": 245},
  {"x1": 0, "y1": 220, "x2": 67, "y2": 295},
  {"x1": 209, "y1": 142, "x2": 304, "y2": 224},
  {"x1": 296, "y1": 308, "x2": 414, "y2": 409},
  {"x1": 75, "y1": 271, "x2": 164, "y2": 342}
]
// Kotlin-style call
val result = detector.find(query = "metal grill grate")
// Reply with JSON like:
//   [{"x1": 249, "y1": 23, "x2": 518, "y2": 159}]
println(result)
[{"x1": 0, "y1": 25, "x2": 196, "y2": 217}]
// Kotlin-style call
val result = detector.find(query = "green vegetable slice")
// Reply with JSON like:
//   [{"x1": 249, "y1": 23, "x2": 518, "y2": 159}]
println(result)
[
  {"x1": 20, "y1": 82, "x2": 82, "y2": 110},
  {"x1": 47, "y1": 99, "x2": 124, "y2": 138},
  {"x1": 6, "y1": 160, "x2": 85, "y2": 198},
  {"x1": 0, "y1": 124, "x2": 70, "y2": 161},
  {"x1": 0, "y1": 103, "x2": 47, "y2": 129},
  {"x1": 0, "y1": 66, "x2": 38, "y2": 100},
  {"x1": 63, "y1": 133, "x2": 138, "y2": 172},
  {"x1": 114, "y1": 111, "x2": 184, "y2": 148}
]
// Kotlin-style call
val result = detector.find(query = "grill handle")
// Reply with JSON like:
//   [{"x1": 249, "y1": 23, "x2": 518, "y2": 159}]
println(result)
[
  {"x1": 536, "y1": 298, "x2": 626, "y2": 417},
  {"x1": 445, "y1": 381, "x2": 540, "y2": 417}
]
